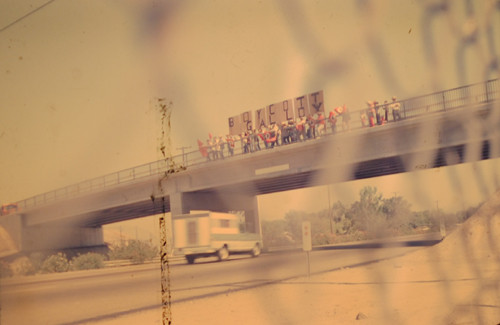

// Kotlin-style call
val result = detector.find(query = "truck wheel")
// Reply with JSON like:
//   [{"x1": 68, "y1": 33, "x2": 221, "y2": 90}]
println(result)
[
  {"x1": 186, "y1": 255, "x2": 196, "y2": 264},
  {"x1": 217, "y1": 246, "x2": 229, "y2": 261},
  {"x1": 250, "y1": 244, "x2": 261, "y2": 257}
]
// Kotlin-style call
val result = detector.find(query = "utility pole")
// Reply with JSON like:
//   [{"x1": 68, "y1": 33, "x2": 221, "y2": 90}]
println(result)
[{"x1": 327, "y1": 185, "x2": 333, "y2": 234}]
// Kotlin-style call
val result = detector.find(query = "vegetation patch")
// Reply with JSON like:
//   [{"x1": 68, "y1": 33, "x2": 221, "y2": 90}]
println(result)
[
  {"x1": 40, "y1": 252, "x2": 70, "y2": 273},
  {"x1": 262, "y1": 186, "x2": 480, "y2": 248},
  {"x1": 108, "y1": 239, "x2": 159, "y2": 264},
  {"x1": 70, "y1": 252, "x2": 105, "y2": 271}
]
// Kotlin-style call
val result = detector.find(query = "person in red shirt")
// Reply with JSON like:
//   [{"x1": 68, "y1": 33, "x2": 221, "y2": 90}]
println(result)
[
  {"x1": 328, "y1": 110, "x2": 337, "y2": 133},
  {"x1": 226, "y1": 135, "x2": 235, "y2": 156}
]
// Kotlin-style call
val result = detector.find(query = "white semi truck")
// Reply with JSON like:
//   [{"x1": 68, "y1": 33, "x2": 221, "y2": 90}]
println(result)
[{"x1": 173, "y1": 211, "x2": 263, "y2": 264}]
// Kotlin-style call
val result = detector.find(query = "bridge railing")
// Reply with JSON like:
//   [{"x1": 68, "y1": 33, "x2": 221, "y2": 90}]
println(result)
[
  {"x1": 17, "y1": 158, "x2": 186, "y2": 210},
  {"x1": 14, "y1": 78, "x2": 499, "y2": 211},
  {"x1": 399, "y1": 79, "x2": 499, "y2": 119}
]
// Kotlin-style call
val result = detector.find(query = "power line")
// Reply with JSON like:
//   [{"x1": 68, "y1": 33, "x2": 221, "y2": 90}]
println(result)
[{"x1": 0, "y1": 0, "x2": 57, "y2": 33}]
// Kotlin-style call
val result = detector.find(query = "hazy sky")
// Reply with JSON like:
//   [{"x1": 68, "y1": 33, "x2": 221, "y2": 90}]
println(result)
[{"x1": 1, "y1": 0, "x2": 499, "y2": 232}]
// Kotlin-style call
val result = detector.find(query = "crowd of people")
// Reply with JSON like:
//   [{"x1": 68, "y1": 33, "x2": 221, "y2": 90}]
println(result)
[
  {"x1": 197, "y1": 96, "x2": 402, "y2": 161},
  {"x1": 360, "y1": 96, "x2": 402, "y2": 127}
]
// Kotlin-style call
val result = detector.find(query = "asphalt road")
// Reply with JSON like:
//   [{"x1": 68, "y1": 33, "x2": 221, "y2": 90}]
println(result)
[{"x1": 0, "y1": 245, "x2": 426, "y2": 324}]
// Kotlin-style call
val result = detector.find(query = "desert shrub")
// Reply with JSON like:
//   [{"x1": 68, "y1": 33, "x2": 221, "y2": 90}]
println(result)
[
  {"x1": 331, "y1": 230, "x2": 369, "y2": 244},
  {"x1": 109, "y1": 240, "x2": 158, "y2": 264},
  {"x1": 40, "y1": 253, "x2": 70, "y2": 273},
  {"x1": 27, "y1": 252, "x2": 45, "y2": 274},
  {"x1": 312, "y1": 232, "x2": 336, "y2": 246},
  {"x1": 0, "y1": 260, "x2": 13, "y2": 278},
  {"x1": 12, "y1": 258, "x2": 36, "y2": 276},
  {"x1": 9, "y1": 253, "x2": 45, "y2": 276},
  {"x1": 70, "y1": 253, "x2": 105, "y2": 271}
]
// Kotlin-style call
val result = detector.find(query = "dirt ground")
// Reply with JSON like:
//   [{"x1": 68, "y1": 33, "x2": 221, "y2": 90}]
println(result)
[{"x1": 90, "y1": 192, "x2": 500, "y2": 325}]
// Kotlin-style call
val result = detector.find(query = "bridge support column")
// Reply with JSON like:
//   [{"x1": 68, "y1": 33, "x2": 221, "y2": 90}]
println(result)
[
  {"x1": 0, "y1": 214, "x2": 23, "y2": 256},
  {"x1": 170, "y1": 191, "x2": 261, "y2": 234}
]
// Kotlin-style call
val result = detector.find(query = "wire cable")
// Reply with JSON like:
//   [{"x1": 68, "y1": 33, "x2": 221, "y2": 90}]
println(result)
[{"x1": 0, "y1": 0, "x2": 56, "y2": 33}]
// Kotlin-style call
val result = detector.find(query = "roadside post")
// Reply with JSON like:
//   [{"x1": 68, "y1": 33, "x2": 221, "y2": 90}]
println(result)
[
  {"x1": 302, "y1": 221, "x2": 312, "y2": 277},
  {"x1": 437, "y1": 201, "x2": 446, "y2": 238},
  {"x1": 440, "y1": 218, "x2": 447, "y2": 238}
]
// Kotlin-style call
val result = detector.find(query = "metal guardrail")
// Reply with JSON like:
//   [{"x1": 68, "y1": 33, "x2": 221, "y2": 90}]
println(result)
[
  {"x1": 16, "y1": 159, "x2": 186, "y2": 210},
  {"x1": 13, "y1": 78, "x2": 499, "y2": 211},
  {"x1": 399, "y1": 78, "x2": 499, "y2": 119}
]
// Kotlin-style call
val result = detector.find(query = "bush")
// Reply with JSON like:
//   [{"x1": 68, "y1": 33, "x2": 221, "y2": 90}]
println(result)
[
  {"x1": 7, "y1": 253, "x2": 45, "y2": 276},
  {"x1": 40, "y1": 253, "x2": 70, "y2": 273},
  {"x1": 70, "y1": 253, "x2": 105, "y2": 271},
  {"x1": 29, "y1": 252, "x2": 45, "y2": 272},
  {"x1": 109, "y1": 240, "x2": 158, "y2": 264},
  {"x1": 261, "y1": 220, "x2": 295, "y2": 248},
  {"x1": 0, "y1": 260, "x2": 12, "y2": 278},
  {"x1": 12, "y1": 258, "x2": 36, "y2": 276}
]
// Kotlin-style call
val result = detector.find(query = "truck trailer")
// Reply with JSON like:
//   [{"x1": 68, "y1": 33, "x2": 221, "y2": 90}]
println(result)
[{"x1": 173, "y1": 211, "x2": 263, "y2": 264}]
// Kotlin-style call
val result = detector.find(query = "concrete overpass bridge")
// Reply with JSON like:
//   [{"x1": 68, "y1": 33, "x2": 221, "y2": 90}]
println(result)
[{"x1": 1, "y1": 79, "x2": 499, "y2": 256}]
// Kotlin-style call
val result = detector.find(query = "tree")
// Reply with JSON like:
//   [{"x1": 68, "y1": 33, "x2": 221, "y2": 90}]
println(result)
[
  {"x1": 382, "y1": 196, "x2": 412, "y2": 232},
  {"x1": 330, "y1": 201, "x2": 354, "y2": 235},
  {"x1": 349, "y1": 186, "x2": 385, "y2": 234}
]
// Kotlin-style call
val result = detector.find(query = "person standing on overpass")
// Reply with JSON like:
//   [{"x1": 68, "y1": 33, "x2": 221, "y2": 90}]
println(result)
[{"x1": 391, "y1": 96, "x2": 401, "y2": 121}]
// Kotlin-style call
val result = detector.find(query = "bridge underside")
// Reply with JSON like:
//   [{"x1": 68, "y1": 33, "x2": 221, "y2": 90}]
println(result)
[{"x1": 21, "y1": 138, "x2": 495, "y2": 228}]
